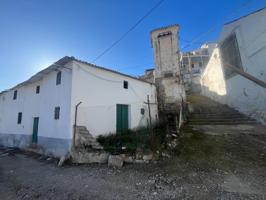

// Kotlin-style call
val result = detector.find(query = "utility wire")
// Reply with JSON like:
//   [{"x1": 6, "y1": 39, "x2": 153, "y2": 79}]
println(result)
[
  {"x1": 91, "y1": 0, "x2": 166, "y2": 63},
  {"x1": 180, "y1": 0, "x2": 258, "y2": 51}
]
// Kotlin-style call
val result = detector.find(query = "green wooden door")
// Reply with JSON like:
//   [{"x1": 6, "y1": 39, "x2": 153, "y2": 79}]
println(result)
[
  {"x1": 32, "y1": 117, "x2": 39, "y2": 143},
  {"x1": 116, "y1": 104, "x2": 128, "y2": 134}
]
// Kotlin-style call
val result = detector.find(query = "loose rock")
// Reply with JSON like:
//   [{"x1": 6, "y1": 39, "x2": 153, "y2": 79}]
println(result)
[{"x1": 108, "y1": 155, "x2": 123, "y2": 168}]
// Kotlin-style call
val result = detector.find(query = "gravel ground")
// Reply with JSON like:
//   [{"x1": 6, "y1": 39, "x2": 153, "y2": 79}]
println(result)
[{"x1": 0, "y1": 126, "x2": 266, "y2": 200}]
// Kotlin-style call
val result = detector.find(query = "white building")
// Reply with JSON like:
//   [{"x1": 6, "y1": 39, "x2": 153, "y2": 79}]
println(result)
[
  {"x1": 0, "y1": 56, "x2": 158, "y2": 156},
  {"x1": 201, "y1": 7, "x2": 266, "y2": 124},
  {"x1": 180, "y1": 42, "x2": 217, "y2": 92}
]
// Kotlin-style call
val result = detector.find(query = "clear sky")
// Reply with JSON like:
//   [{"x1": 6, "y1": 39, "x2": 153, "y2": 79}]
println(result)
[{"x1": 0, "y1": 0, "x2": 265, "y2": 91}]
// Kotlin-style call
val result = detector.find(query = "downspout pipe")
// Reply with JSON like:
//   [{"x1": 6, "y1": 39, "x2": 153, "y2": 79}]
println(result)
[{"x1": 73, "y1": 101, "x2": 82, "y2": 148}]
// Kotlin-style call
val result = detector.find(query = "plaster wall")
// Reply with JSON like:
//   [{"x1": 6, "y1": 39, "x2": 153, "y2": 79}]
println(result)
[
  {"x1": 0, "y1": 67, "x2": 73, "y2": 156},
  {"x1": 70, "y1": 61, "x2": 158, "y2": 137},
  {"x1": 151, "y1": 25, "x2": 186, "y2": 112},
  {"x1": 201, "y1": 9, "x2": 266, "y2": 124}
]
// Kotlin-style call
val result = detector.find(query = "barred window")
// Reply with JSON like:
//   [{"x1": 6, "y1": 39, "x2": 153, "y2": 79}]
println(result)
[
  {"x1": 17, "y1": 112, "x2": 22, "y2": 124},
  {"x1": 36, "y1": 85, "x2": 40, "y2": 94},
  {"x1": 54, "y1": 107, "x2": 60, "y2": 120},
  {"x1": 56, "y1": 71, "x2": 61, "y2": 85},
  {"x1": 123, "y1": 80, "x2": 128, "y2": 89},
  {"x1": 13, "y1": 90, "x2": 17, "y2": 100}
]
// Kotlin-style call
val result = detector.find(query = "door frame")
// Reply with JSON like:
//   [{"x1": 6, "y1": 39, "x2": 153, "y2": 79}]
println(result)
[
  {"x1": 32, "y1": 117, "x2": 39, "y2": 144},
  {"x1": 116, "y1": 104, "x2": 129, "y2": 134}
]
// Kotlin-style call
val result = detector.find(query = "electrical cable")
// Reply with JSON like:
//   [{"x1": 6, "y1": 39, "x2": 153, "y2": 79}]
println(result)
[
  {"x1": 180, "y1": 0, "x2": 258, "y2": 51},
  {"x1": 91, "y1": 0, "x2": 166, "y2": 63}
]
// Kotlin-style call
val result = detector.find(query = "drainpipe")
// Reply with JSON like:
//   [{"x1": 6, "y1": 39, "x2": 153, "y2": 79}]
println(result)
[{"x1": 73, "y1": 101, "x2": 82, "y2": 148}]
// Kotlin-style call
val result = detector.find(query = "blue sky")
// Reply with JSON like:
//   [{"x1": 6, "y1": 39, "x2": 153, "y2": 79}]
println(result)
[{"x1": 0, "y1": 0, "x2": 265, "y2": 91}]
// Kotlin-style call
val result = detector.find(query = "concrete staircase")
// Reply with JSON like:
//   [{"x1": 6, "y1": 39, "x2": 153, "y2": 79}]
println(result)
[
  {"x1": 187, "y1": 95, "x2": 258, "y2": 125},
  {"x1": 75, "y1": 126, "x2": 103, "y2": 150},
  {"x1": 71, "y1": 126, "x2": 109, "y2": 164}
]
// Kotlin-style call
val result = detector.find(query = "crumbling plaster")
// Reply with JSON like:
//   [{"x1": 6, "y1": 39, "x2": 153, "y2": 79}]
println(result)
[{"x1": 151, "y1": 25, "x2": 186, "y2": 114}]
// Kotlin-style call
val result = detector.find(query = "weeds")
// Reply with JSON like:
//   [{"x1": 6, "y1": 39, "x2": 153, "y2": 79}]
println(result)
[{"x1": 97, "y1": 126, "x2": 166, "y2": 154}]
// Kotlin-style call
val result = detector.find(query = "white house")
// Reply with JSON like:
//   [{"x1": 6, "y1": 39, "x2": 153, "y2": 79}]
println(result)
[
  {"x1": 0, "y1": 56, "x2": 158, "y2": 157},
  {"x1": 201, "y1": 7, "x2": 266, "y2": 124},
  {"x1": 180, "y1": 42, "x2": 217, "y2": 92}
]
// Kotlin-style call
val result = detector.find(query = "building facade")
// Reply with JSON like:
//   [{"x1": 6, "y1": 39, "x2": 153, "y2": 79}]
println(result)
[
  {"x1": 150, "y1": 25, "x2": 186, "y2": 114},
  {"x1": 201, "y1": 8, "x2": 266, "y2": 124},
  {"x1": 180, "y1": 42, "x2": 216, "y2": 92},
  {"x1": 0, "y1": 57, "x2": 158, "y2": 156}
]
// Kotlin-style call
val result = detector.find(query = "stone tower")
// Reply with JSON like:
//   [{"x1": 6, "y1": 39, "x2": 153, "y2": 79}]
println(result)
[{"x1": 151, "y1": 24, "x2": 186, "y2": 116}]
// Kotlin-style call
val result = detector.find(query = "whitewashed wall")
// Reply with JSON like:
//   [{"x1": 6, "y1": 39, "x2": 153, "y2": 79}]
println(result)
[
  {"x1": 0, "y1": 67, "x2": 73, "y2": 155},
  {"x1": 70, "y1": 61, "x2": 158, "y2": 137},
  {"x1": 201, "y1": 9, "x2": 266, "y2": 124},
  {"x1": 201, "y1": 48, "x2": 227, "y2": 99}
]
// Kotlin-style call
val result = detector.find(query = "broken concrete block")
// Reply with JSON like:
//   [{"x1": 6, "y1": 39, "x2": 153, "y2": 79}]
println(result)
[
  {"x1": 134, "y1": 159, "x2": 145, "y2": 164},
  {"x1": 71, "y1": 151, "x2": 109, "y2": 164},
  {"x1": 58, "y1": 154, "x2": 70, "y2": 167},
  {"x1": 108, "y1": 155, "x2": 123, "y2": 168},
  {"x1": 124, "y1": 156, "x2": 134, "y2": 164},
  {"x1": 143, "y1": 153, "x2": 153, "y2": 161}
]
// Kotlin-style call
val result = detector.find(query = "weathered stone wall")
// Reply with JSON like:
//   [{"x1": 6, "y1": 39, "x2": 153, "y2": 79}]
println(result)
[
  {"x1": 151, "y1": 25, "x2": 186, "y2": 114},
  {"x1": 201, "y1": 48, "x2": 227, "y2": 99}
]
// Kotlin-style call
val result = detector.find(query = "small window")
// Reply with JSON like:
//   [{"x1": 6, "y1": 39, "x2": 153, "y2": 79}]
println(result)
[
  {"x1": 56, "y1": 71, "x2": 61, "y2": 85},
  {"x1": 123, "y1": 80, "x2": 128, "y2": 89},
  {"x1": 54, "y1": 107, "x2": 60, "y2": 120},
  {"x1": 140, "y1": 108, "x2": 145, "y2": 115},
  {"x1": 17, "y1": 112, "x2": 22, "y2": 124},
  {"x1": 36, "y1": 86, "x2": 40, "y2": 94},
  {"x1": 13, "y1": 90, "x2": 17, "y2": 100}
]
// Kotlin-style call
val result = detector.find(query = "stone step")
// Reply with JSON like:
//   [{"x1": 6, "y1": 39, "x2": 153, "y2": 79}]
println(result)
[
  {"x1": 76, "y1": 126, "x2": 87, "y2": 131},
  {"x1": 189, "y1": 117, "x2": 251, "y2": 121},
  {"x1": 191, "y1": 113, "x2": 244, "y2": 116},
  {"x1": 79, "y1": 130, "x2": 92, "y2": 135},
  {"x1": 189, "y1": 121, "x2": 257, "y2": 125},
  {"x1": 188, "y1": 118, "x2": 255, "y2": 122},
  {"x1": 192, "y1": 111, "x2": 241, "y2": 114}
]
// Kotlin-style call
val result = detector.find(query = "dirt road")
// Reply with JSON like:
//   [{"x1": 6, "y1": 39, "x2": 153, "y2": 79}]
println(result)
[{"x1": 1, "y1": 126, "x2": 266, "y2": 200}]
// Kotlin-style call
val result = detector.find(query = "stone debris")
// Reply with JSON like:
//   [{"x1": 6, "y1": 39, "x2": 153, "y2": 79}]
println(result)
[
  {"x1": 71, "y1": 151, "x2": 109, "y2": 164},
  {"x1": 134, "y1": 159, "x2": 146, "y2": 164},
  {"x1": 171, "y1": 134, "x2": 177, "y2": 137},
  {"x1": 58, "y1": 154, "x2": 70, "y2": 167},
  {"x1": 123, "y1": 156, "x2": 134, "y2": 164},
  {"x1": 161, "y1": 152, "x2": 171, "y2": 158},
  {"x1": 143, "y1": 153, "x2": 153, "y2": 161},
  {"x1": 0, "y1": 153, "x2": 9, "y2": 157},
  {"x1": 108, "y1": 155, "x2": 123, "y2": 168}
]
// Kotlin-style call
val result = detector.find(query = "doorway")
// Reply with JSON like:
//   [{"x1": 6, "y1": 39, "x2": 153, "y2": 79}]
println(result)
[
  {"x1": 116, "y1": 104, "x2": 129, "y2": 134},
  {"x1": 32, "y1": 117, "x2": 39, "y2": 144}
]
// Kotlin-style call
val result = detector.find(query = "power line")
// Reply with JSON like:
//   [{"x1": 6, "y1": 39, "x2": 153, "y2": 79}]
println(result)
[
  {"x1": 91, "y1": 0, "x2": 166, "y2": 63},
  {"x1": 180, "y1": 0, "x2": 257, "y2": 51}
]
